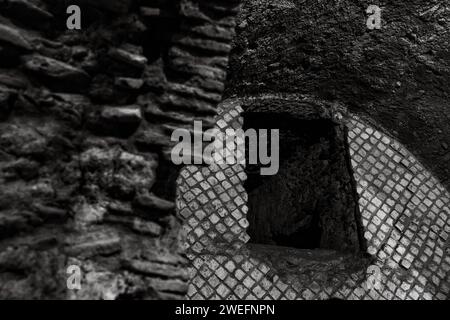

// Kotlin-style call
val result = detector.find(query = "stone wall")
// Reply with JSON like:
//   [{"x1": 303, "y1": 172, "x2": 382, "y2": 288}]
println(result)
[
  {"x1": 227, "y1": 0, "x2": 450, "y2": 191},
  {"x1": 1, "y1": 0, "x2": 449, "y2": 301},
  {"x1": 0, "y1": 0, "x2": 240, "y2": 299}
]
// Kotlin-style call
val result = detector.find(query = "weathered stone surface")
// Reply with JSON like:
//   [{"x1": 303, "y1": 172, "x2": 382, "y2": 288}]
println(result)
[
  {"x1": 167, "y1": 82, "x2": 222, "y2": 102},
  {"x1": 1, "y1": 158, "x2": 39, "y2": 180},
  {"x1": 0, "y1": 121, "x2": 54, "y2": 160},
  {"x1": 87, "y1": 105, "x2": 143, "y2": 137},
  {"x1": 49, "y1": 93, "x2": 87, "y2": 126},
  {"x1": 66, "y1": 231, "x2": 122, "y2": 258},
  {"x1": 184, "y1": 23, "x2": 235, "y2": 41},
  {"x1": 134, "y1": 126, "x2": 173, "y2": 149},
  {"x1": 0, "y1": 70, "x2": 28, "y2": 88},
  {"x1": 123, "y1": 259, "x2": 189, "y2": 280},
  {"x1": 180, "y1": 0, "x2": 238, "y2": 27},
  {"x1": 228, "y1": 0, "x2": 450, "y2": 190},
  {"x1": 149, "y1": 278, "x2": 189, "y2": 294},
  {"x1": 80, "y1": 147, "x2": 157, "y2": 200},
  {"x1": 89, "y1": 75, "x2": 124, "y2": 103},
  {"x1": 73, "y1": 202, "x2": 107, "y2": 227},
  {"x1": 105, "y1": 215, "x2": 163, "y2": 237},
  {"x1": 164, "y1": 93, "x2": 217, "y2": 114},
  {"x1": 0, "y1": 247, "x2": 66, "y2": 299},
  {"x1": 169, "y1": 46, "x2": 229, "y2": 69},
  {"x1": 141, "y1": 98, "x2": 190, "y2": 123},
  {"x1": 32, "y1": 203, "x2": 67, "y2": 221},
  {"x1": 171, "y1": 56, "x2": 227, "y2": 81},
  {"x1": 108, "y1": 47, "x2": 147, "y2": 69},
  {"x1": 0, "y1": 23, "x2": 32, "y2": 50},
  {"x1": 132, "y1": 218, "x2": 163, "y2": 236},
  {"x1": 107, "y1": 200, "x2": 134, "y2": 216},
  {"x1": 101, "y1": 105, "x2": 142, "y2": 125},
  {"x1": 173, "y1": 35, "x2": 232, "y2": 54},
  {"x1": 0, "y1": 210, "x2": 39, "y2": 239},
  {"x1": 134, "y1": 191, "x2": 175, "y2": 212},
  {"x1": 115, "y1": 77, "x2": 144, "y2": 90},
  {"x1": 0, "y1": 180, "x2": 57, "y2": 211},
  {"x1": 22, "y1": 54, "x2": 90, "y2": 86},
  {"x1": 113, "y1": 152, "x2": 157, "y2": 195},
  {"x1": 0, "y1": 0, "x2": 238, "y2": 300},
  {"x1": 238, "y1": 94, "x2": 342, "y2": 121},
  {"x1": 141, "y1": 98, "x2": 216, "y2": 126},
  {"x1": 144, "y1": 250, "x2": 188, "y2": 266}
]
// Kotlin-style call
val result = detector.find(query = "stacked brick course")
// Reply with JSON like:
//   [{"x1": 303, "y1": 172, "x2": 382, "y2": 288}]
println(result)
[{"x1": 0, "y1": 0, "x2": 240, "y2": 299}]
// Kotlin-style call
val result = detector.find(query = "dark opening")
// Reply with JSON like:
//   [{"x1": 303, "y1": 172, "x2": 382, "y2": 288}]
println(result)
[{"x1": 244, "y1": 112, "x2": 364, "y2": 253}]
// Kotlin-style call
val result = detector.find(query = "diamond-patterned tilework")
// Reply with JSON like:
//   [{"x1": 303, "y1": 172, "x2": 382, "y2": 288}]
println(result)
[{"x1": 177, "y1": 100, "x2": 450, "y2": 300}]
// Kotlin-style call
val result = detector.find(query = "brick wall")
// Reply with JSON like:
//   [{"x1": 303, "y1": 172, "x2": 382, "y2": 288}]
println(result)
[{"x1": 0, "y1": 0, "x2": 240, "y2": 299}]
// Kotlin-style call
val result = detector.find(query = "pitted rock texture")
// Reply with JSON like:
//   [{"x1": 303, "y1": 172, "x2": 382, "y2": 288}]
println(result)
[{"x1": 227, "y1": 0, "x2": 450, "y2": 191}]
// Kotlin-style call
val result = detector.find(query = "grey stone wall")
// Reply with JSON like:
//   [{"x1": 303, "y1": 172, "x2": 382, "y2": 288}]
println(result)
[
  {"x1": 0, "y1": 0, "x2": 240, "y2": 299},
  {"x1": 0, "y1": 0, "x2": 449, "y2": 301}
]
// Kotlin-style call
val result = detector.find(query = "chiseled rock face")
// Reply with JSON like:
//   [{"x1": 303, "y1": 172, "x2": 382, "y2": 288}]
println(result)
[{"x1": 0, "y1": 0, "x2": 240, "y2": 299}]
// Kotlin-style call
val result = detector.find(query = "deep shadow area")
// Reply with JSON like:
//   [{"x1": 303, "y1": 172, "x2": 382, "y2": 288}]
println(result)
[{"x1": 244, "y1": 112, "x2": 364, "y2": 253}]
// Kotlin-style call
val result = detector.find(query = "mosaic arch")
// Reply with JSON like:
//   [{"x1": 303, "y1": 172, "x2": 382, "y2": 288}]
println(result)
[{"x1": 176, "y1": 96, "x2": 450, "y2": 300}]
